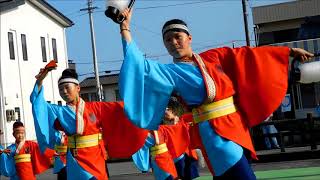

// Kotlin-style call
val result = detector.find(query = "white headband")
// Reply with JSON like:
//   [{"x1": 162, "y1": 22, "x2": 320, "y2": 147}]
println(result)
[
  {"x1": 58, "y1": 78, "x2": 79, "y2": 85},
  {"x1": 162, "y1": 24, "x2": 190, "y2": 36}
]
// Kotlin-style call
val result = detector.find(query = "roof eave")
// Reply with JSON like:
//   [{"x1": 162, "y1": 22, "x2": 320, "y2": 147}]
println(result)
[{"x1": 29, "y1": 0, "x2": 74, "y2": 27}]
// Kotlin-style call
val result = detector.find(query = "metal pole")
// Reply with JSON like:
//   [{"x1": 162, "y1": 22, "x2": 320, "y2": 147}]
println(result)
[
  {"x1": 242, "y1": 0, "x2": 250, "y2": 46},
  {"x1": 81, "y1": 0, "x2": 103, "y2": 101}
]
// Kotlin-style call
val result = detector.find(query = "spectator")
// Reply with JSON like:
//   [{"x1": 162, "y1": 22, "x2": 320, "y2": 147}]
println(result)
[{"x1": 261, "y1": 115, "x2": 280, "y2": 150}]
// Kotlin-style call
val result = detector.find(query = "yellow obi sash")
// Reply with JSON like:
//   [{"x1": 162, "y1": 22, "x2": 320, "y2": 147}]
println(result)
[
  {"x1": 67, "y1": 133, "x2": 102, "y2": 149},
  {"x1": 192, "y1": 97, "x2": 237, "y2": 124},
  {"x1": 150, "y1": 143, "x2": 168, "y2": 157},
  {"x1": 14, "y1": 154, "x2": 31, "y2": 163},
  {"x1": 54, "y1": 145, "x2": 68, "y2": 153}
]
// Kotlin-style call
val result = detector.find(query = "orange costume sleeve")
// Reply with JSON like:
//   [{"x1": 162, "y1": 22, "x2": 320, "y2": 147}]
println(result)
[
  {"x1": 201, "y1": 46, "x2": 290, "y2": 127},
  {"x1": 99, "y1": 101, "x2": 149, "y2": 158}
]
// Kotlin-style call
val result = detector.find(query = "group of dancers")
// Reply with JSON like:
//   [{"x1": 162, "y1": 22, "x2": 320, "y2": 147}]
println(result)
[{"x1": 0, "y1": 8, "x2": 314, "y2": 180}]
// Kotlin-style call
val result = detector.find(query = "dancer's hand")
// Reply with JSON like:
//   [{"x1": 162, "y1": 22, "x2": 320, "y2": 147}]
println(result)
[
  {"x1": 120, "y1": 8, "x2": 132, "y2": 30},
  {"x1": 35, "y1": 68, "x2": 49, "y2": 87},
  {"x1": 290, "y1": 48, "x2": 314, "y2": 63},
  {"x1": 3, "y1": 149, "x2": 11, "y2": 155},
  {"x1": 120, "y1": 8, "x2": 132, "y2": 43}
]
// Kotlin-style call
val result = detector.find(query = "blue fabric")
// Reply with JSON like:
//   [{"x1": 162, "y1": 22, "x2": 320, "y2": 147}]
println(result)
[
  {"x1": 184, "y1": 154, "x2": 199, "y2": 180},
  {"x1": 132, "y1": 133, "x2": 173, "y2": 180},
  {"x1": 174, "y1": 154, "x2": 185, "y2": 178},
  {"x1": 53, "y1": 156, "x2": 65, "y2": 174},
  {"x1": 0, "y1": 144, "x2": 18, "y2": 179},
  {"x1": 214, "y1": 154, "x2": 256, "y2": 180},
  {"x1": 30, "y1": 83, "x2": 93, "y2": 179},
  {"x1": 262, "y1": 125, "x2": 278, "y2": 134},
  {"x1": 120, "y1": 39, "x2": 245, "y2": 175},
  {"x1": 151, "y1": 158, "x2": 171, "y2": 180},
  {"x1": 120, "y1": 39, "x2": 205, "y2": 130},
  {"x1": 199, "y1": 121, "x2": 243, "y2": 176},
  {"x1": 53, "y1": 132, "x2": 66, "y2": 174},
  {"x1": 316, "y1": 105, "x2": 320, "y2": 116},
  {"x1": 174, "y1": 153, "x2": 185, "y2": 163},
  {"x1": 30, "y1": 83, "x2": 76, "y2": 152},
  {"x1": 132, "y1": 134, "x2": 155, "y2": 171},
  {"x1": 261, "y1": 125, "x2": 279, "y2": 149},
  {"x1": 0, "y1": 145, "x2": 2, "y2": 175},
  {"x1": 66, "y1": 151, "x2": 93, "y2": 180}
]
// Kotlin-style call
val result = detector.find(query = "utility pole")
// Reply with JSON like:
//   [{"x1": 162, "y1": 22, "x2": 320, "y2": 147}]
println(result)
[
  {"x1": 81, "y1": 0, "x2": 103, "y2": 101},
  {"x1": 241, "y1": 0, "x2": 250, "y2": 46}
]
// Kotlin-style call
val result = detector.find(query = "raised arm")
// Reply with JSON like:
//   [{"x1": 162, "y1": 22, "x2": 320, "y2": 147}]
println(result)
[
  {"x1": 117, "y1": 9, "x2": 177, "y2": 130},
  {"x1": 120, "y1": 8, "x2": 132, "y2": 43}
]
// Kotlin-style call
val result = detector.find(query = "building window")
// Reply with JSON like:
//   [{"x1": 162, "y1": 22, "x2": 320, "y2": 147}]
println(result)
[
  {"x1": 8, "y1": 32, "x2": 15, "y2": 60},
  {"x1": 52, "y1": 38, "x2": 58, "y2": 62},
  {"x1": 41, "y1": 37, "x2": 47, "y2": 62},
  {"x1": 21, "y1": 34, "x2": 28, "y2": 61}
]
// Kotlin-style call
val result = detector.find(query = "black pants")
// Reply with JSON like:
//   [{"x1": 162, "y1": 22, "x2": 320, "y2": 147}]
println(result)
[{"x1": 57, "y1": 167, "x2": 67, "y2": 180}]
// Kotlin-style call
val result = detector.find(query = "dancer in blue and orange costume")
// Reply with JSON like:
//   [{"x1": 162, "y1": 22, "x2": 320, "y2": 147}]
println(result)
[
  {"x1": 31, "y1": 64, "x2": 148, "y2": 180},
  {"x1": 53, "y1": 130, "x2": 68, "y2": 180},
  {"x1": 132, "y1": 110, "x2": 190, "y2": 180},
  {"x1": 0, "y1": 122, "x2": 53, "y2": 180},
  {"x1": 0, "y1": 130, "x2": 13, "y2": 178},
  {"x1": 162, "y1": 97, "x2": 200, "y2": 180},
  {"x1": 118, "y1": 9, "x2": 314, "y2": 179}
]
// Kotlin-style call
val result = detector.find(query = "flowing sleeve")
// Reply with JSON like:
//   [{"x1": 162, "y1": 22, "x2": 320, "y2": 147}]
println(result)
[
  {"x1": 201, "y1": 46, "x2": 290, "y2": 127},
  {"x1": 120, "y1": 39, "x2": 175, "y2": 130},
  {"x1": 30, "y1": 83, "x2": 60, "y2": 152},
  {"x1": 30, "y1": 142, "x2": 53, "y2": 175},
  {"x1": 95, "y1": 101, "x2": 149, "y2": 158},
  {"x1": 0, "y1": 145, "x2": 17, "y2": 177},
  {"x1": 131, "y1": 134, "x2": 154, "y2": 172}
]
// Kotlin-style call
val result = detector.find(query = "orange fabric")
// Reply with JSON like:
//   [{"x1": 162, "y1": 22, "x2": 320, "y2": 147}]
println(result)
[
  {"x1": 200, "y1": 46, "x2": 290, "y2": 127},
  {"x1": 60, "y1": 135, "x2": 68, "y2": 165},
  {"x1": 97, "y1": 101, "x2": 149, "y2": 158},
  {"x1": 150, "y1": 130, "x2": 178, "y2": 178},
  {"x1": 15, "y1": 141, "x2": 52, "y2": 180},
  {"x1": 189, "y1": 46, "x2": 290, "y2": 159},
  {"x1": 154, "y1": 151, "x2": 178, "y2": 178},
  {"x1": 158, "y1": 123, "x2": 189, "y2": 159},
  {"x1": 186, "y1": 46, "x2": 290, "y2": 160},
  {"x1": 179, "y1": 114, "x2": 198, "y2": 160},
  {"x1": 185, "y1": 149, "x2": 198, "y2": 161},
  {"x1": 71, "y1": 101, "x2": 148, "y2": 179},
  {"x1": 44, "y1": 60, "x2": 57, "y2": 70}
]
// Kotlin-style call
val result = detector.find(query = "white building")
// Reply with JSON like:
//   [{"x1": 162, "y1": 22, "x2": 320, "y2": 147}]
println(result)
[{"x1": 0, "y1": 0, "x2": 73, "y2": 146}]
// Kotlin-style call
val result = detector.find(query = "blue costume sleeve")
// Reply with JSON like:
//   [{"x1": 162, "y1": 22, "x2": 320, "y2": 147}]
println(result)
[
  {"x1": 0, "y1": 145, "x2": 17, "y2": 178},
  {"x1": 53, "y1": 132, "x2": 66, "y2": 174},
  {"x1": 30, "y1": 83, "x2": 60, "y2": 152},
  {"x1": 131, "y1": 134, "x2": 155, "y2": 172},
  {"x1": 120, "y1": 39, "x2": 175, "y2": 130}
]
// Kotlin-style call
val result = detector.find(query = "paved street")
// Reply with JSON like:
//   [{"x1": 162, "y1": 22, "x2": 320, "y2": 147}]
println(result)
[
  {"x1": 1, "y1": 158, "x2": 320, "y2": 180},
  {"x1": 1, "y1": 146, "x2": 320, "y2": 180}
]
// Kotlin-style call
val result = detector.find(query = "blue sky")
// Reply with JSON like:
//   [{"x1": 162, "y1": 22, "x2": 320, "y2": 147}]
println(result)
[{"x1": 47, "y1": 0, "x2": 292, "y2": 80}]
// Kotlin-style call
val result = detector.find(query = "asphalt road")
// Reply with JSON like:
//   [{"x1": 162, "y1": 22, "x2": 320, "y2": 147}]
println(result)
[{"x1": 1, "y1": 158, "x2": 320, "y2": 180}]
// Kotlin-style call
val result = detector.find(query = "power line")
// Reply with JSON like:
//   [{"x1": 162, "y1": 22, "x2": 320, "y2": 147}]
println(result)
[
  {"x1": 79, "y1": 70, "x2": 120, "y2": 77},
  {"x1": 74, "y1": 39, "x2": 254, "y2": 65},
  {"x1": 95, "y1": 0, "x2": 216, "y2": 13},
  {"x1": 134, "y1": 0, "x2": 216, "y2": 10}
]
